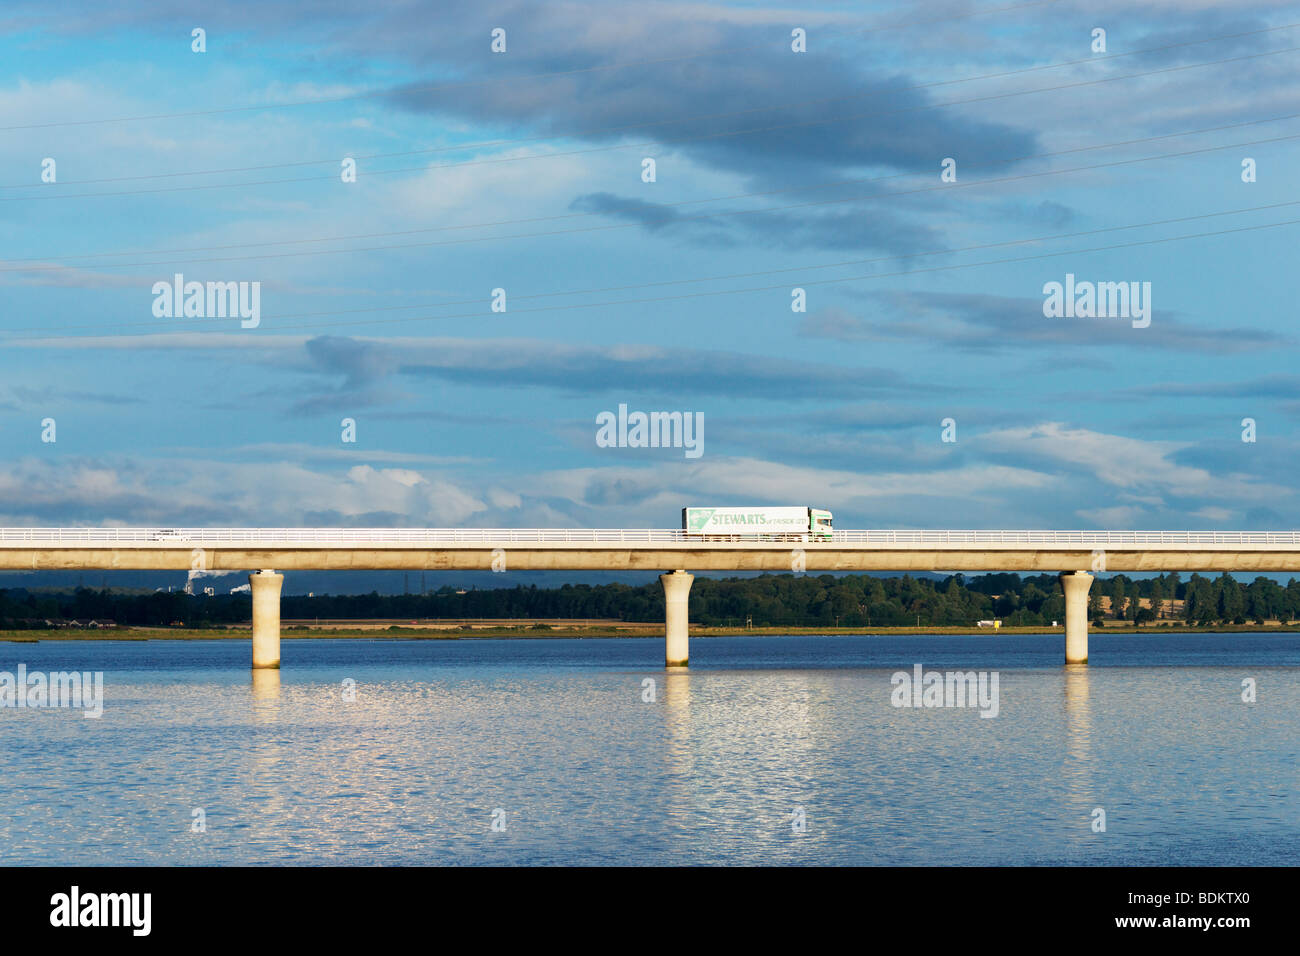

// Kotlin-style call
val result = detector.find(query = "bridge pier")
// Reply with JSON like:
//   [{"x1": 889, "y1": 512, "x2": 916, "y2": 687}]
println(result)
[
  {"x1": 250, "y1": 570, "x2": 283, "y2": 669},
  {"x1": 1060, "y1": 571, "x2": 1093, "y2": 664},
  {"x1": 661, "y1": 570, "x2": 693, "y2": 667}
]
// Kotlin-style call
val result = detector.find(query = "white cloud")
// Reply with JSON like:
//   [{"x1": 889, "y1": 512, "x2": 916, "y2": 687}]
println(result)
[{"x1": 980, "y1": 422, "x2": 1287, "y2": 503}]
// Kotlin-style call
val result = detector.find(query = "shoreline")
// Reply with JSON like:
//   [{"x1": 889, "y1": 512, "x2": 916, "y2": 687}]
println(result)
[{"x1": 5, "y1": 623, "x2": 1300, "y2": 642}]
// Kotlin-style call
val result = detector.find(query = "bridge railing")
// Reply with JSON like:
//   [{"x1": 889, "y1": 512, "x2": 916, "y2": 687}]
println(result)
[{"x1": 1, "y1": 528, "x2": 1300, "y2": 547}]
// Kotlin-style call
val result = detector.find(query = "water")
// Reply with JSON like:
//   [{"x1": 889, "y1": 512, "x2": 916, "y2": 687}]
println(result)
[{"x1": 1, "y1": 633, "x2": 1296, "y2": 865}]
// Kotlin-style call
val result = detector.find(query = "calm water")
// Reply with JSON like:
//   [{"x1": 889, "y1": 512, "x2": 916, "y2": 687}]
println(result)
[{"x1": 1, "y1": 633, "x2": 1296, "y2": 866}]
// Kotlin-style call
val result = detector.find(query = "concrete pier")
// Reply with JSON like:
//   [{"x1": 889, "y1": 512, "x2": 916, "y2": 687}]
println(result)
[
  {"x1": 661, "y1": 570, "x2": 693, "y2": 667},
  {"x1": 1060, "y1": 571, "x2": 1093, "y2": 664},
  {"x1": 250, "y1": 569, "x2": 283, "y2": 669}
]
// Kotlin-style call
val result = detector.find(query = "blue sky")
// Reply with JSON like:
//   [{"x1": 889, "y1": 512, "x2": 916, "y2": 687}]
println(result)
[{"x1": 1, "y1": 0, "x2": 1298, "y2": 531}]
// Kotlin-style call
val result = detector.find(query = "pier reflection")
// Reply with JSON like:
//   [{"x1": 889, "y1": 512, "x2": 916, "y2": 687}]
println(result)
[
  {"x1": 663, "y1": 670, "x2": 694, "y2": 769},
  {"x1": 1061, "y1": 665, "x2": 1094, "y2": 819},
  {"x1": 250, "y1": 668, "x2": 281, "y2": 703}
]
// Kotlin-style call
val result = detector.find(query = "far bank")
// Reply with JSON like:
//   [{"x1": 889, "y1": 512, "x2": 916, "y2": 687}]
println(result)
[{"x1": 5, "y1": 622, "x2": 1300, "y2": 642}]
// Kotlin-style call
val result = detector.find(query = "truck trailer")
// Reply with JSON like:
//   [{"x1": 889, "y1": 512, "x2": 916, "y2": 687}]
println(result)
[{"x1": 681, "y1": 506, "x2": 833, "y2": 541}]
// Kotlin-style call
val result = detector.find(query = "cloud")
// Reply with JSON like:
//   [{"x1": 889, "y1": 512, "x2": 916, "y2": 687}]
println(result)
[
  {"x1": 172, "y1": 442, "x2": 480, "y2": 466},
  {"x1": 317, "y1": 335, "x2": 964, "y2": 404},
  {"x1": 378, "y1": 5, "x2": 1039, "y2": 189},
  {"x1": 8, "y1": 385, "x2": 144, "y2": 406},
  {"x1": 1117, "y1": 374, "x2": 1300, "y2": 399},
  {"x1": 0, "y1": 419, "x2": 1289, "y2": 531},
  {"x1": 0, "y1": 260, "x2": 157, "y2": 291},
  {"x1": 979, "y1": 422, "x2": 1288, "y2": 505},
  {"x1": 0, "y1": 457, "x2": 491, "y2": 526},
  {"x1": 799, "y1": 292, "x2": 1288, "y2": 353},
  {"x1": 8, "y1": 333, "x2": 953, "y2": 404},
  {"x1": 569, "y1": 191, "x2": 941, "y2": 251}
]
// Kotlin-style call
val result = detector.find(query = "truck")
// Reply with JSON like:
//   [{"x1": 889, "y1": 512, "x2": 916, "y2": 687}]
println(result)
[{"x1": 682, "y1": 506, "x2": 834, "y2": 541}]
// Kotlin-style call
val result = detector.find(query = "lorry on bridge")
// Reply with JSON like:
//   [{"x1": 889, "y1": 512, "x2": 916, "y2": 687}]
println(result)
[{"x1": 682, "y1": 507, "x2": 833, "y2": 541}]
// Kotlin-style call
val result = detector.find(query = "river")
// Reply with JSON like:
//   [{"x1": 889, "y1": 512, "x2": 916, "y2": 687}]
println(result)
[{"x1": 1, "y1": 633, "x2": 1296, "y2": 865}]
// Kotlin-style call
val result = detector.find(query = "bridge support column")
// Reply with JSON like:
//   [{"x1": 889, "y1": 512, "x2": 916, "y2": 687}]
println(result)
[
  {"x1": 250, "y1": 570, "x2": 283, "y2": 669},
  {"x1": 1060, "y1": 571, "x2": 1093, "y2": 665},
  {"x1": 661, "y1": 570, "x2": 693, "y2": 667}
]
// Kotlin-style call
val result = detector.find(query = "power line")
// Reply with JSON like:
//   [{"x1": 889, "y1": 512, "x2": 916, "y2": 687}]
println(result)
[
  {"x1": 7, "y1": 109, "x2": 1300, "y2": 267},
  {"x1": 3, "y1": 42, "x2": 1297, "y2": 204},
  {"x1": 5, "y1": 203, "x2": 1295, "y2": 338},
  {"x1": 5, "y1": 129, "x2": 1298, "y2": 275},
  {"x1": 6, "y1": 18, "x2": 1292, "y2": 189},
  {"x1": 219, "y1": 199, "x2": 1300, "y2": 311},
  {"x1": 0, "y1": 1, "x2": 1071, "y2": 132},
  {"x1": 176, "y1": 217, "x2": 1300, "y2": 334}
]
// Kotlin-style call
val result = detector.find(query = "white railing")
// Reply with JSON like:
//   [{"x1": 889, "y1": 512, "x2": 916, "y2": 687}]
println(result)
[{"x1": 1, "y1": 528, "x2": 1300, "y2": 548}]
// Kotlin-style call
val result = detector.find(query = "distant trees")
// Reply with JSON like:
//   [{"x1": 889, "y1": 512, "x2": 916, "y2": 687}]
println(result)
[
  {"x1": 1184, "y1": 575, "x2": 1215, "y2": 624},
  {"x1": 1148, "y1": 578, "x2": 1165, "y2": 619},
  {"x1": 1111, "y1": 577, "x2": 1127, "y2": 620},
  {"x1": 1242, "y1": 575, "x2": 1286, "y2": 624},
  {"x1": 2, "y1": 571, "x2": 1299, "y2": 629},
  {"x1": 1216, "y1": 573, "x2": 1246, "y2": 625}
]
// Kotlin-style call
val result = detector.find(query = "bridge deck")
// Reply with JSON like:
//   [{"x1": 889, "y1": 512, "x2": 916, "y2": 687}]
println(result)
[
  {"x1": 1, "y1": 528, "x2": 1299, "y2": 548},
  {"x1": 2, "y1": 528, "x2": 1300, "y2": 572}
]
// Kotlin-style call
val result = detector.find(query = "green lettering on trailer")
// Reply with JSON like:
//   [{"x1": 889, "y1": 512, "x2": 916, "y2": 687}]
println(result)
[{"x1": 686, "y1": 509, "x2": 715, "y2": 531}]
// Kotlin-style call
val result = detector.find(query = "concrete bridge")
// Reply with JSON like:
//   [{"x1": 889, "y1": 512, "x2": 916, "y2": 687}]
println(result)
[{"x1": 3, "y1": 527, "x2": 1299, "y2": 668}]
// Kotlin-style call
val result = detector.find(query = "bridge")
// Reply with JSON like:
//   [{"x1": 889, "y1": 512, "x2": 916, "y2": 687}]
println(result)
[{"x1": 3, "y1": 527, "x2": 1299, "y2": 669}]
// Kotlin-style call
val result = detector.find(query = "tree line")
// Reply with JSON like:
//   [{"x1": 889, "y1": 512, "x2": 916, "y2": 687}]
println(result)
[{"x1": 3, "y1": 571, "x2": 1300, "y2": 629}]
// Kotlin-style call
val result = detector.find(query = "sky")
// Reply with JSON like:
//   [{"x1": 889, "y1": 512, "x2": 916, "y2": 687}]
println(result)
[{"x1": 1, "y1": 0, "x2": 1298, "y2": 533}]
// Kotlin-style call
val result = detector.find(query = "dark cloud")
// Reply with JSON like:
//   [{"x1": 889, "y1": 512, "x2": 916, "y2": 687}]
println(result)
[
  {"x1": 569, "y1": 191, "x2": 941, "y2": 251},
  {"x1": 297, "y1": 334, "x2": 952, "y2": 403},
  {"x1": 567, "y1": 193, "x2": 739, "y2": 246},
  {"x1": 993, "y1": 200, "x2": 1077, "y2": 229},
  {"x1": 800, "y1": 292, "x2": 1289, "y2": 354},
  {"x1": 9, "y1": 386, "x2": 144, "y2": 406},
  {"x1": 377, "y1": 7, "x2": 1040, "y2": 189},
  {"x1": 1118, "y1": 374, "x2": 1300, "y2": 399}
]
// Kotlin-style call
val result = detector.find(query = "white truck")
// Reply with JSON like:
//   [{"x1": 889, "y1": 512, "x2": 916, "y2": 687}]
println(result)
[{"x1": 682, "y1": 506, "x2": 834, "y2": 541}]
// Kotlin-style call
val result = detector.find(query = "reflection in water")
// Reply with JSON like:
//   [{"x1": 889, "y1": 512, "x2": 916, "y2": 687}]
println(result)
[
  {"x1": 250, "y1": 668, "x2": 281, "y2": 733},
  {"x1": 662, "y1": 671, "x2": 692, "y2": 747},
  {"x1": 1061, "y1": 665, "x2": 1093, "y2": 822},
  {"x1": 251, "y1": 668, "x2": 281, "y2": 701},
  {"x1": 662, "y1": 670, "x2": 694, "y2": 830},
  {"x1": 247, "y1": 668, "x2": 288, "y2": 831}
]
